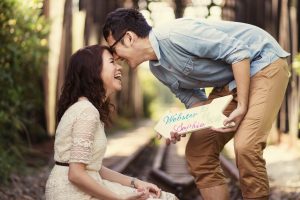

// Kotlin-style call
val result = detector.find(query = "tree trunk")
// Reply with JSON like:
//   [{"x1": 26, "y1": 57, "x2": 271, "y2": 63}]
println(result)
[
  {"x1": 45, "y1": 0, "x2": 68, "y2": 135},
  {"x1": 173, "y1": 0, "x2": 186, "y2": 18},
  {"x1": 42, "y1": 0, "x2": 50, "y2": 134},
  {"x1": 56, "y1": 0, "x2": 73, "y2": 100}
]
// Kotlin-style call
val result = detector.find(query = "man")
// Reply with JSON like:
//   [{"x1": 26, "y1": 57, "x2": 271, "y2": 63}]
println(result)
[{"x1": 103, "y1": 8, "x2": 290, "y2": 200}]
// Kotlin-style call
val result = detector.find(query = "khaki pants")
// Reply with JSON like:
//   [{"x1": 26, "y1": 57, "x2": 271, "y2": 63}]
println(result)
[{"x1": 185, "y1": 58, "x2": 290, "y2": 199}]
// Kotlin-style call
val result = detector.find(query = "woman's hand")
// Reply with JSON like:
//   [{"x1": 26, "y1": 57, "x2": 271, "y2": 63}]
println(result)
[
  {"x1": 135, "y1": 179, "x2": 161, "y2": 198},
  {"x1": 212, "y1": 105, "x2": 247, "y2": 133},
  {"x1": 120, "y1": 189, "x2": 149, "y2": 200}
]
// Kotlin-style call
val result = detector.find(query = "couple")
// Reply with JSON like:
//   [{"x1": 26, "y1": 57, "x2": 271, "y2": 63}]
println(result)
[{"x1": 46, "y1": 8, "x2": 290, "y2": 200}]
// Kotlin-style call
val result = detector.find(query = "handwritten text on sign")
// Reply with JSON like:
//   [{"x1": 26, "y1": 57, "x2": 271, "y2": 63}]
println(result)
[{"x1": 154, "y1": 95, "x2": 233, "y2": 139}]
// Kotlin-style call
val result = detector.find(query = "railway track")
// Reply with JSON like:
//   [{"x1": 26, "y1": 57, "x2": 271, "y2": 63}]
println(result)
[
  {"x1": 109, "y1": 137, "x2": 243, "y2": 200},
  {"x1": 2, "y1": 127, "x2": 296, "y2": 199}
]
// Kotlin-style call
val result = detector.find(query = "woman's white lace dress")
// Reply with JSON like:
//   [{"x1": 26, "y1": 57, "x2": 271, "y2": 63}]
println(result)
[{"x1": 45, "y1": 99, "x2": 177, "y2": 200}]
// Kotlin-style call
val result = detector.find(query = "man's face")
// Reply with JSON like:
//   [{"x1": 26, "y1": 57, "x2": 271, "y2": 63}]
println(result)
[{"x1": 107, "y1": 32, "x2": 141, "y2": 69}]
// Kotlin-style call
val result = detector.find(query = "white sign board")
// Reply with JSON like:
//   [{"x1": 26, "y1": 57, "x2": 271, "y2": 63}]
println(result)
[{"x1": 154, "y1": 95, "x2": 234, "y2": 139}]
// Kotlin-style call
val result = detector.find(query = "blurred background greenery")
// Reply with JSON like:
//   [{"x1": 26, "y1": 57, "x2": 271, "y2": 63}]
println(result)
[{"x1": 0, "y1": 0, "x2": 49, "y2": 183}]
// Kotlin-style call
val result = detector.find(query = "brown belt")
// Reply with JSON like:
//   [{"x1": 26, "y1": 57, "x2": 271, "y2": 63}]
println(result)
[{"x1": 55, "y1": 161, "x2": 69, "y2": 167}]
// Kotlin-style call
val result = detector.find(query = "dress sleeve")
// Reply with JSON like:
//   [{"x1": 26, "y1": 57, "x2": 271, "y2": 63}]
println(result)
[{"x1": 69, "y1": 105, "x2": 99, "y2": 164}]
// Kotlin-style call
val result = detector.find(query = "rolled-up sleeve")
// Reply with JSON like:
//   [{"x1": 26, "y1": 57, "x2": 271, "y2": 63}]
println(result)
[
  {"x1": 187, "y1": 89, "x2": 207, "y2": 108},
  {"x1": 150, "y1": 64, "x2": 207, "y2": 108},
  {"x1": 169, "y1": 86, "x2": 207, "y2": 108},
  {"x1": 170, "y1": 22, "x2": 251, "y2": 64}
]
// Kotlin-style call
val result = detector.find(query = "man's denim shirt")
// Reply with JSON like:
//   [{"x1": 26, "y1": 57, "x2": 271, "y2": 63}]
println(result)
[{"x1": 148, "y1": 18, "x2": 290, "y2": 108}]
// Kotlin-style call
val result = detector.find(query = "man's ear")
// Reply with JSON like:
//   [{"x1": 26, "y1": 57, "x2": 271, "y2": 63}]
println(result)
[{"x1": 125, "y1": 31, "x2": 137, "y2": 46}]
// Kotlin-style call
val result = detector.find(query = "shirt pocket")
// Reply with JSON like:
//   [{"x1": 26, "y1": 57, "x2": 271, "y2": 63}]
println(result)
[
  {"x1": 182, "y1": 58, "x2": 194, "y2": 75},
  {"x1": 260, "y1": 63, "x2": 281, "y2": 79}
]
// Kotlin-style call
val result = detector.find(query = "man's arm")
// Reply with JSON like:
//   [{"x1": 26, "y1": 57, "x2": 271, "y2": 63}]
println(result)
[
  {"x1": 190, "y1": 100, "x2": 207, "y2": 107},
  {"x1": 213, "y1": 58, "x2": 250, "y2": 133},
  {"x1": 168, "y1": 22, "x2": 252, "y2": 133},
  {"x1": 232, "y1": 59, "x2": 250, "y2": 112},
  {"x1": 168, "y1": 58, "x2": 251, "y2": 140}
]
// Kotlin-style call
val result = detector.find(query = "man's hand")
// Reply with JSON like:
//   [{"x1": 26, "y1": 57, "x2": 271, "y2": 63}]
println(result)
[
  {"x1": 156, "y1": 133, "x2": 163, "y2": 140},
  {"x1": 216, "y1": 58, "x2": 250, "y2": 133},
  {"x1": 212, "y1": 105, "x2": 247, "y2": 133},
  {"x1": 156, "y1": 132, "x2": 186, "y2": 145}
]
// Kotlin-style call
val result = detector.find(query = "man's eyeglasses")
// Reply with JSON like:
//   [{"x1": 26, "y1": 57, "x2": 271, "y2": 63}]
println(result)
[{"x1": 110, "y1": 32, "x2": 127, "y2": 53}]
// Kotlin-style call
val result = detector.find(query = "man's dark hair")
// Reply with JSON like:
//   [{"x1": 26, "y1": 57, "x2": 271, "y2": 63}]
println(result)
[{"x1": 103, "y1": 8, "x2": 152, "y2": 41}]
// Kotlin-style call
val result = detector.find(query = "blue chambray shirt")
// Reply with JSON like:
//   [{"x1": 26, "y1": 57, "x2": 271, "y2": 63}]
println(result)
[{"x1": 148, "y1": 18, "x2": 290, "y2": 108}]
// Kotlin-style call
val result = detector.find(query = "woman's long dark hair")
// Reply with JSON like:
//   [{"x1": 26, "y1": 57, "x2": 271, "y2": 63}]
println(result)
[{"x1": 57, "y1": 45, "x2": 113, "y2": 126}]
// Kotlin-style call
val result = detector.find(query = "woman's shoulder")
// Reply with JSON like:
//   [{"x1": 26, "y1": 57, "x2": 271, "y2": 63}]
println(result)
[{"x1": 71, "y1": 99, "x2": 99, "y2": 117}]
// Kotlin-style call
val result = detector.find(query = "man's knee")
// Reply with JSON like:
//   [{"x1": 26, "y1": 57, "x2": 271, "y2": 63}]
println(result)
[
  {"x1": 234, "y1": 140, "x2": 269, "y2": 198},
  {"x1": 185, "y1": 154, "x2": 227, "y2": 188},
  {"x1": 234, "y1": 139, "x2": 266, "y2": 162}
]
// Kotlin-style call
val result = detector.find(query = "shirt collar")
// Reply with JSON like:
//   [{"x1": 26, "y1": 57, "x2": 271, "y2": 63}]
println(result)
[{"x1": 149, "y1": 30, "x2": 162, "y2": 67}]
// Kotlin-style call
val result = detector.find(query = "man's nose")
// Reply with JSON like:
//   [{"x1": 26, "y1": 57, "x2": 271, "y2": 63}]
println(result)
[{"x1": 117, "y1": 64, "x2": 123, "y2": 71}]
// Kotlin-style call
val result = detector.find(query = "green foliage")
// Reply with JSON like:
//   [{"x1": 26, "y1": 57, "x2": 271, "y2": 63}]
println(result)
[
  {"x1": 0, "y1": 0, "x2": 49, "y2": 183},
  {"x1": 109, "y1": 116, "x2": 134, "y2": 133}
]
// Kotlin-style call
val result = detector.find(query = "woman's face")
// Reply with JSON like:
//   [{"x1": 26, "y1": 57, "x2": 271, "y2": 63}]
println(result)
[{"x1": 101, "y1": 50, "x2": 122, "y2": 97}]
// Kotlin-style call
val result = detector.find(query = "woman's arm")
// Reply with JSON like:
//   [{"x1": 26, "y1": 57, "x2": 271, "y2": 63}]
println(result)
[
  {"x1": 68, "y1": 107, "x2": 148, "y2": 200},
  {"x1": 99, "y1": 166, "x2": 133, "y2": 187},
  {"x1": 99, "y1": 166, "x2": 161, "y2": 197},
  {"x1": 68, "y1": 163, "x2": 146, "y2": 200}
]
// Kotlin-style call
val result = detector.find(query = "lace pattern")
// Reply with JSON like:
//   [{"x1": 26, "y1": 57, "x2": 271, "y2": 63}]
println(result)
[
  {"x1": 45, "y1": 167, "x2": 100, "y2": 200},
  {"x1": 46, "y1": 100, "x2": 178, "y2": 200},
  {"x1": 102, "y1": 179, "x2": 178, "y2": 200},
  {"x1": 69, "y1": 106, "x2": 99, "y2": 164}
]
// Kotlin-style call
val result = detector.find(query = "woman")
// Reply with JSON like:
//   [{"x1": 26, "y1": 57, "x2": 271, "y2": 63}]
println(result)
[{"x1": 45, "y1": 45, "x2": 178, "y2": 200}]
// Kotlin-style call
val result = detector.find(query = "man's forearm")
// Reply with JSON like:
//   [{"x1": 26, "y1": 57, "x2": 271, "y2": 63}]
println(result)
[{"x1": 232, "y1": 59, "x2": 250, "y2": 110}]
